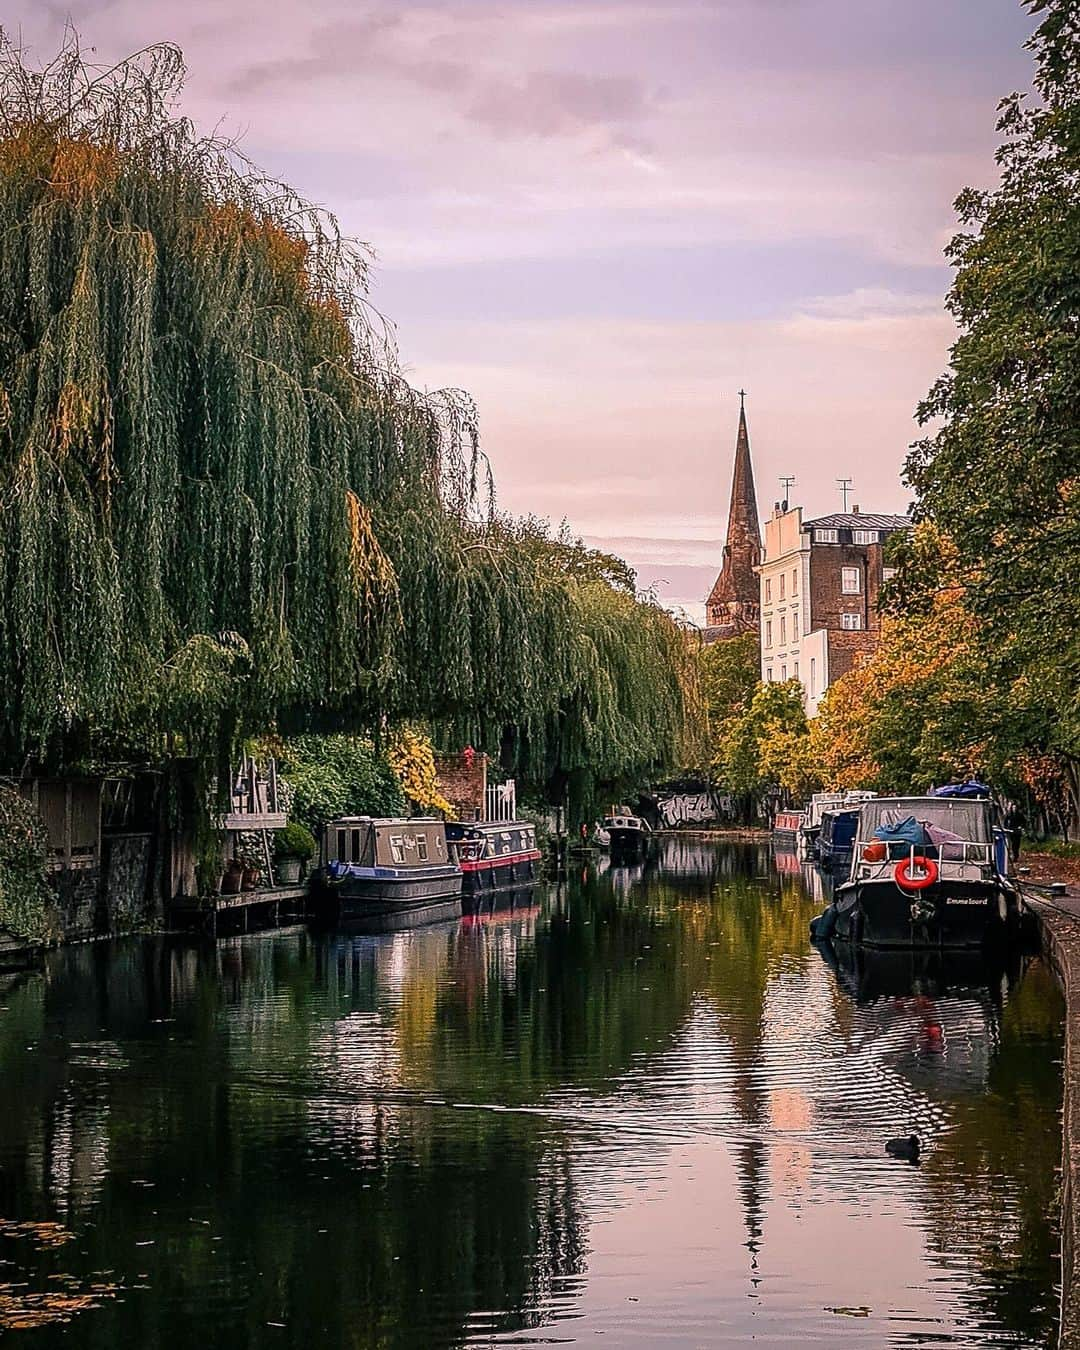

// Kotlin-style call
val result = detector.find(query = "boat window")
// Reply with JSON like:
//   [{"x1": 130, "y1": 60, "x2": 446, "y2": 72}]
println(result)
[
  {"x1": 336, "y1": 828, "x2": 347, "y2": 862},
  {"x1": 350, "y1": 828, "x2": 362, "y2": 862},
  {"x1": 857, "y1": 799, "x2": 989, "y2": 843},
  {"x1": 416, "y1": 835, "x2": 428, "y2": 861},
  {"x1": 389, "y1": 834, "x2": 406, "y2": 863}
]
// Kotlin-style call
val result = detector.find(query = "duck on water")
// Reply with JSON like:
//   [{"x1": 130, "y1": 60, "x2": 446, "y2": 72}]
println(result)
[{"x1": 810, "y1": 786, "x2": 1024, "y2": 949}]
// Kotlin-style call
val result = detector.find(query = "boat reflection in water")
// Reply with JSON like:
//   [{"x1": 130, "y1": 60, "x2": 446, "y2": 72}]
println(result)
[{"x1": 812, "y1": 938, "x2": 1022, "y2": 1097}]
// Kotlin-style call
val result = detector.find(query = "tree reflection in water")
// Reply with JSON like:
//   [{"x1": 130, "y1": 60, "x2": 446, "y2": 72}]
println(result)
[{"x1": 0, "y1": 838, "x2": 1063, "y2": 1347}]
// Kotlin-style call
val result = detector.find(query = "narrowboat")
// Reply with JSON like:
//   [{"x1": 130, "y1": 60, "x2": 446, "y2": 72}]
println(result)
[
  {"x1": 316, "y1": 817, "x2": 462, "y2": 919},
  {"x1": 772, "y1": 809, "x2": 805, "y2": 842},
  {"x1": 800, "y1": 790, "x2": 875, "y2": 852},
  {"x1": 445, "y1": 820, "x2": 542, "y2": 900},
  {"x1": 603, "y1": 808, "x2": 650, "y2": 854},
  {"x1": 821, "y1": 794, "x2": 1021, "y2": 949},
  {"x1": 799, "y1": 793, "x2": 845, "y2": 852},
  {"x1": 815, "y1": 807, "x2": 859, "y2": 871}
]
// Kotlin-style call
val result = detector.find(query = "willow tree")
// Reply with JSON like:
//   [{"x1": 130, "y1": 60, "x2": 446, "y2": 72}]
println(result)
[{"x1": 0, "y1": 34, "x2": 699, "y2": 803}]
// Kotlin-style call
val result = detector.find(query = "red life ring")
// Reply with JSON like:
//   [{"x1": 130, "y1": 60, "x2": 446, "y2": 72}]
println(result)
[{"x1": 895, "y1": 856, "x2": 938, "y2": 891}]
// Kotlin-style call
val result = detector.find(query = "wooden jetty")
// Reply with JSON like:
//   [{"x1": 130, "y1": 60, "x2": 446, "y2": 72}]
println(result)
[{"x1": 169, "y1": 884, "x2": 309, "y2": 936}]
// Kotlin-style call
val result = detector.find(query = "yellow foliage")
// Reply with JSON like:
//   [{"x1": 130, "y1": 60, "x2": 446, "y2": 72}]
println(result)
[{"x1": 387, "y1": 724, "x2": 453, "y2": 816}]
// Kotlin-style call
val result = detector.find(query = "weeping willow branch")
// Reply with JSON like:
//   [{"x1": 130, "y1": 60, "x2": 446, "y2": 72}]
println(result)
[{"x1": 0, "y1": 30, "x2": 700, "y2": 801}]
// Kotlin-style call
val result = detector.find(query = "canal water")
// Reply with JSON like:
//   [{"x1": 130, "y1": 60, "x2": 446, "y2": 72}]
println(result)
[{"x1": 0, "y1": 839, "x2": 1064, "y2": 1347}]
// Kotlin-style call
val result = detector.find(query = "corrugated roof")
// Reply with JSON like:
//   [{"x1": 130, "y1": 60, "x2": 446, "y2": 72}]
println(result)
[{"x1": 803, "y1": 512, "x2": 911, "y2": 530}]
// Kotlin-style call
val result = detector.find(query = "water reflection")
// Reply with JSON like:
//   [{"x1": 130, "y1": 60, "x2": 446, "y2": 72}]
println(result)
[{"x1": 0, "y1": 838, "x2": 1063, "y2": 1347}]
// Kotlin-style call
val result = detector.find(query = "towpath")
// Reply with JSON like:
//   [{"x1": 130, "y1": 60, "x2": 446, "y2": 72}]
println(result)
[{"x1": 1024, "y1": 884, "x2": 1080, "y2": 1349}]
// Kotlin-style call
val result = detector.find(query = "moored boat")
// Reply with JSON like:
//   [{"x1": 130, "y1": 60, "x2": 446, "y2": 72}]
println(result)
[
  {"x1": 772, "y1": 809, "x2": 804, "y2": 841},
  {"x1": 800, "y1": 790, "x2": 875, "y2": 853},
  {"x1": 821, "y1": 794, "x2": 1021, "y2": 949},
  {"x1": 603, "y1": 808, "x2": 649, "y2": 853},
  {"x1": 445, "y1": 820, "x2": 542, "y2": 900},
  {"x1": 815, "y1": 807, "x2": 859, "y2": 871},
  {"x1": 316, "y1": 816, "x2": 462, "y2": 920}
]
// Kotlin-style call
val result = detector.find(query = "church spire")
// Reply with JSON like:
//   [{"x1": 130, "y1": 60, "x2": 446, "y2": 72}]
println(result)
[{"x1": 705, "y1": 393, "x2": 763, "y2": 636}]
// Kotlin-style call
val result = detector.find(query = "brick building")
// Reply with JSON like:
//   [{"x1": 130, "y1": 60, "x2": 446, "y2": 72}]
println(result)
[
  {"x1": 757, "y1": 505, "x2": 910, "y2": 715},
  {"x1": 704, "y1": 395, "x2": 762, "y2": 641}
]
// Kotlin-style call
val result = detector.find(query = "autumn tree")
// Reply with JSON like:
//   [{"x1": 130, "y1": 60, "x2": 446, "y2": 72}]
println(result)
[{"x1": 902, "y1": 0, "x2": 1080, "y2": 822}]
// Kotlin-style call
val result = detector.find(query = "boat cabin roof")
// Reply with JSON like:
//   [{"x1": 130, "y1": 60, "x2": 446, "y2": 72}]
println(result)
[
  {"x1": 855, "y1": 796, "x2": 993, "y2": 843},
  {"x1": 326, "y1": 815, "x2": 443, "y2": 828}
]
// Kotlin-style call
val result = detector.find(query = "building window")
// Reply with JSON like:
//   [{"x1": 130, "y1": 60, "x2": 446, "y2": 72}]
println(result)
[
  {"x1": 810, "y1": 658, "x2": 816, "y2": 696},
  {"x1": 841, "y1": 567, "x2": 861, "y2": 594},
  {"x1": 779, "y1": 573, "x2": 785, "y2": 600},
  {"x1": 794, "y1": 661, "x2": 799, "y2": 680},
  {"x1": 781, "y1": 665, "x2": 787, "y2": 680},
  {"x1": 765, "y1": 620, "x2": 772, "y2": 648},
  {"x1": 766, "y1": 667, "x2": 774, "y2": 682},
  {"x1": 883, "y1": 566, "x2": 897, "y2": 582},
  {"x1": 765, "y1": 577, "x2": 771, "y2": 602},
  {"x1": 792, "y1": 568, "x2": 798, "y2": 596},
  {"x1": 791, "y1": 610, "x2": 798, "y2": 639},
  {"x1": 780, "y1": 616, "x2": 786, "y2": 644},
  {"x1": 841, "y1": 612, "x2": 862, "y2": 630},
  {"x1": 815, "y1": 528, "x2": 839, "y2": 544},
  {"x1": 853, "y1": 529, "x2": 877, "y2": 545}
]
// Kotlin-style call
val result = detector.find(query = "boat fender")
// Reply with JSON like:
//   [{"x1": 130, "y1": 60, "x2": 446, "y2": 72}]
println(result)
[
  {"x1": 895, "y1": 856, "x2": 938, "y2": 891},
  {"x1": 809, "y1": 905, "x2": 837, "y2": 941}
]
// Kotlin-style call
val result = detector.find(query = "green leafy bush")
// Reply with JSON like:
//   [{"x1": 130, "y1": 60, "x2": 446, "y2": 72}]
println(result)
[
  {"x1": 274, "y1": 821, "x2": 317, "y2": 862},
  {"x1": 279, "y1": 736, "x2": 406, "y2": 837},
  {"x1": 0, "y1": 784, "x2": 56, "y2": 944}
]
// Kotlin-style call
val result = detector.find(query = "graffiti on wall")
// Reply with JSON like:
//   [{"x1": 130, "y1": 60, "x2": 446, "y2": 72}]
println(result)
[{"x1": 656, "y1": 791, "x2": 730, "y2": 828}]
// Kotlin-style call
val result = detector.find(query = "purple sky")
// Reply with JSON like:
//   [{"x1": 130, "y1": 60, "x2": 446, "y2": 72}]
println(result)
[{"x1": 11, "y1": 1, "x2": 1037, "y2": 619}]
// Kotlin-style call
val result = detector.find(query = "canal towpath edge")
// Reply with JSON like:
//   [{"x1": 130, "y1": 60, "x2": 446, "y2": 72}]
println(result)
[{"x1": 1026, "y1": 886, "x2": 1080, "y2": 1349}]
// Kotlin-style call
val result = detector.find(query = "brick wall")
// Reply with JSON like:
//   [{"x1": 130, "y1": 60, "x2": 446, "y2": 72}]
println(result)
[
  {"x1": 808, "y1": 541, "x2": 886, "y2": 634},
  {"x1": 827, "y1": 629, "x2": 879, "y2": 684},
  {"x1": 433, "y1": 752, "x2": 488, "y2": 821}
]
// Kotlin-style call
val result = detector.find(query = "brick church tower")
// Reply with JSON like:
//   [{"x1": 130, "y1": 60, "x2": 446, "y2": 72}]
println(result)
[{"x1": 705, "y1": 393, "x2": 762, "y2": 638}]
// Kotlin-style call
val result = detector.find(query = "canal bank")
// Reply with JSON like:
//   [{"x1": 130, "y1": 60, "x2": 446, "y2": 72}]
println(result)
[{"x1": 1026, "y1": 886, "x2": 1080, "y2": 1349}]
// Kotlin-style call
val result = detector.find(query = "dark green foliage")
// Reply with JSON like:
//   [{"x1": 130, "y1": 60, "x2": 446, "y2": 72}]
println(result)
[
  {"x1": 0, "y1": 784, "x2": 54, "y2": 944},
  {"x1": 903, "y1": 0, "x2": 1080, "y2": 781},
  {"x1": 273, "y1": 820, "x2": 317, "y2": 862},
  {"x1": 279, "y1": 736, "x2": 406, "y2": 837}
]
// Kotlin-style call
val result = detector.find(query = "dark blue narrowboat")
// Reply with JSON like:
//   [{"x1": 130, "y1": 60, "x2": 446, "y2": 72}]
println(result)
[
  {"x1": 815, "y1": 808, "x2": 859, "y2": 871},
  {"x1": 445, "y1": 820, "x2": 542, "y2": 901}
]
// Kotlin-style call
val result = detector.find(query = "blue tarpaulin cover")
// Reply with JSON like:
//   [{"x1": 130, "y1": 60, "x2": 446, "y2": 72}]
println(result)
[
  {"x1": 929, "y1": 780, "x2": 991, "y2": 799},
  {"x1": 873, "y1": 816, "x2": 928, "y2": 846}
]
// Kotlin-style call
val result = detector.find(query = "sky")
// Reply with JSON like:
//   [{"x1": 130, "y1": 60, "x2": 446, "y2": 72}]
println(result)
[{"x1": 8, "y1": 0, "x2": 1039, "y2": 621}]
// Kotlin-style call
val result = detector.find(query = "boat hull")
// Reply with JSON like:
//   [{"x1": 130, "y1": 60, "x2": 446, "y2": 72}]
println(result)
[
  {"x1": 608, "y1": 827, "x2": 646, "y2": 853},
  {"x1": 317, "y1": 865, "x2": 463, "y2": 920},
  {"x1": 832, "y1": 878, "x2": 1013, "y2": 949},
  {"x1": 460, "y1": 849, "x2": 542, "y2": 898}
]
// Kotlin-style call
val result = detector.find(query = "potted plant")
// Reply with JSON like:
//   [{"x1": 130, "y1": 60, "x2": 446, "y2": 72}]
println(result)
[{"x1": 273, "y1": 822, "x2": 316, "y2": 885}]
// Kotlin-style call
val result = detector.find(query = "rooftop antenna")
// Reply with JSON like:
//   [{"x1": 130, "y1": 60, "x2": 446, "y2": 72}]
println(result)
[
  {"x1": 779, "y1": 475, "x2": 795, "y2": 510},
  {"x1": 837, "y1": 477, "x2": 853, "y2": 511}
]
